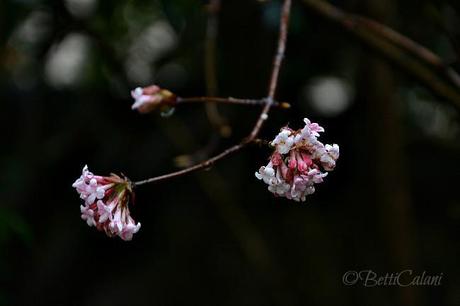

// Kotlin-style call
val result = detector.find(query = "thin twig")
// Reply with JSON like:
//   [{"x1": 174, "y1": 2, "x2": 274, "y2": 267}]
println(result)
[
  {"x1": 134, "y1": 0, "x2": 292, "y2": 187},
  {"x1": 248, "y1": 0, "x2": 291, "y2": 141},
  {"x1": 172, "y1": 0, "x2": 225, "y2": 169},
  {"x1": 177, "y1": 96, "x2": 290, "y2": 108},
  {"x1": 134, "y1": 143, "x2": 245, "y2": 185}
]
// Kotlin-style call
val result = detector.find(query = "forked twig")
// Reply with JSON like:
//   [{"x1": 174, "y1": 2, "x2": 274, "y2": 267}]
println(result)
[{"x1": 134, "y1": 0, "x2": 292, "y2": 186}]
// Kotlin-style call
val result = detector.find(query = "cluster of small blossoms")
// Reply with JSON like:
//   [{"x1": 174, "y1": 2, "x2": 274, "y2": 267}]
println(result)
[
  {"x1": 72, "y1": 166, "x2": 141, "y2": 241},
  {"x1": 131, "y1": 85, "x2": 176, "y2": 114},
  {"x1": 255, "y1": 118, "x2": 339, "y2": 202}
]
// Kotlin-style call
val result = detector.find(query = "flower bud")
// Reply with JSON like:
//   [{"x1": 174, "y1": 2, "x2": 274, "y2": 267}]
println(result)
[{"x1": 131, "y1": 85, "x2": 176, "y2": 114}]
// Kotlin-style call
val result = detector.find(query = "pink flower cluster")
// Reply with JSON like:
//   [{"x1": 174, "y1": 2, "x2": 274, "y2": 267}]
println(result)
[
  {"x1": 255, "y1": 118, "x2": 339, "y2": 202},
  {"x1": 72, "y1": 165, "x2": 141, "y2": 241}
]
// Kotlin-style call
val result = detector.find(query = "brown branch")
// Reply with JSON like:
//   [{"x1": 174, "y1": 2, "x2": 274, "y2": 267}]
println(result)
[
  {"x1": 302, "y1": 0, "x2": 460, "y2": 108},
  {"x1": 205, "y1": 0, "x2": 220, "y2": 96},
  {"x1": 355, "y1": 16, "x2": 460, "y2": 88},
  {"x1": 173, "y1": 0, "x2": 227, "y2": 169},
  {"x1": 134, "y1": 143, "x2": 245, "y2": 186},
  {"x1": 204, "y1": 0, "x2": 230, "y2": 136},
  {"x1": 248, "y1": 0, "x2": 291, "y2": 141},
  {"x1": 133, "y1": 0, "x2": 292, "y2": 187},
  {"x1": 177, "y1": 96, "x2": 290, "y2": 108}
]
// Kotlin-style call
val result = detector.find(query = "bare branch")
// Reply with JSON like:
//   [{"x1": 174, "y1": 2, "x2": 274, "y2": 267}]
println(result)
[
  {"x1": 177, "y1": 96, "x2": 290, "y2": 109},
  {"x1": 134, "y1": 143, "x2": 245, "y2": 186},
  {"x1": 173, "y1": 0, "x2": 228, "y2": 169},
  {"x1": 302, "y1": 0, "x2": 460, "y2": 108},
  {"x1": 247, "y1": 0, "x2": 292, "y2": 142},
  {"x1": 133, "y1": 0, "x2": 292, "y2": 187}
]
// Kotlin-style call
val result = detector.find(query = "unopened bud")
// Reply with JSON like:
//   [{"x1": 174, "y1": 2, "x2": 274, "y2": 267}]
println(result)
[
  {"x1": 131, "y1": 85, "x2": 177, "y2": 114},
  {"x1": 280, "y1": 102, "x2": 291, "y2": 109}
]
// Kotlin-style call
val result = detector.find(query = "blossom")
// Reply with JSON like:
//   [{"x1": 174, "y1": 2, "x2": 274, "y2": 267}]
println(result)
[
  {"x1": 131, "y1": 85, "x2": 176, "y2": 114},
  {"x1": 254, "y1": 162, "x2": 276, "y2": 185},
  {"x1": 271, "y1": 128, "x2": 295, "y2": 154},
  {"x1": 72, "y1": 165, "x2": 141, "y2": 241},
  {"x1": 80, "y1": 205, "x2": 96, "y2": 227},
  {"x1": 255, "y1": 118, "x2": 339, "y2": 202}
]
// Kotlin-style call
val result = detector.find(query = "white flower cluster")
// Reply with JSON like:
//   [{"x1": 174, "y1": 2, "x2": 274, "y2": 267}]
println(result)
[
  {"x1": 73, "y1": 165, "x2": 141, "y2": 241},
  {"x1": 255, "y1": 118, "x2": 339, "y2": 202}
]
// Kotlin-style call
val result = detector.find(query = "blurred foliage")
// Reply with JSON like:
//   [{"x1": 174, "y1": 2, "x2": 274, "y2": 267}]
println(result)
[
  {"x1": 0, "y1": 208, "x2": 32, "y2": 245},
  {"x1": 0, "y1": 207, "x2": 32, "y2": 306}
]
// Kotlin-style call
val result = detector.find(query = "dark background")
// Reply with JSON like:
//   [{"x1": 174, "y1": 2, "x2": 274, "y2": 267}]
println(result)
[{"x1": 1, "y1": 0, "x2": 460, "y2": 305}]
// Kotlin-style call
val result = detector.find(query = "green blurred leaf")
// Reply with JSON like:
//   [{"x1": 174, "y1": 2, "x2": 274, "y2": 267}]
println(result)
[{"x1": 0, "y1": 207, "x2": 32, "y2": 246}]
